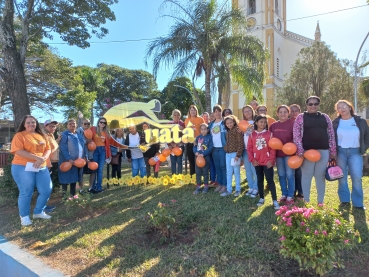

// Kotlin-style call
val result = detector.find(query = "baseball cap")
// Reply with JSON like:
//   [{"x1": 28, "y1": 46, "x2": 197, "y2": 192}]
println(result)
[{"x1": 44, "y1": 119, "x2": 59, "y2": 126}]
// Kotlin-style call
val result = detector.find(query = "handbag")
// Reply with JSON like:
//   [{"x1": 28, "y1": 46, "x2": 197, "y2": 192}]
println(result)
[
  {"x1": 111, "y1": 153, "x2": 120, "y2": 165},
  {"x1": 325, "y1": 159, "x2": 344, "y2": 181}
]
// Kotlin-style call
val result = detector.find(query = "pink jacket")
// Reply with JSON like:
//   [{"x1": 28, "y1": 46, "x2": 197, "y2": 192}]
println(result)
[{"x1": 247, "y1": 130, "x2": 276, "y2": 166}]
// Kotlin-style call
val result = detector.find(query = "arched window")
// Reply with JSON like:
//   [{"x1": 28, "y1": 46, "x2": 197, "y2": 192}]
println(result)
[
  {"x1": 247, "y1": 0, "x2": 256, "y2": 15},
  {"x1": 275, "y1": 0, "x2": 279, "y2": 15}
]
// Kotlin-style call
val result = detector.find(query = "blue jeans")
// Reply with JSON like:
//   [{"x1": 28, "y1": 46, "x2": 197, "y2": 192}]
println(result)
[
  {"x1": 276, "y1": 157, "x2": 295, "y2": 197},
  {"x1": 93, "y1": 146, "x2": 106, "y2": 191},
  {"x1": 243, "y1": 150, "x2": 257, "y2": 190},
  {"x1": 336, "y1": 147, "x2": 364, "y2": 207},
  {"x1": 226, "y1": 152, "x2": 241, "y2": 192},
  {"x1": 11, "y1": 165, "x2": 52, "y2": 217},
  {"x1": 170, "y1": 153, "x2": 183, "y2": 174},
  {"x1": 212, "y1": 147, "x2": 226, "y2": 187},
  {"x1": 132, "y1": 157, "x2": 146, "y2": 177}
]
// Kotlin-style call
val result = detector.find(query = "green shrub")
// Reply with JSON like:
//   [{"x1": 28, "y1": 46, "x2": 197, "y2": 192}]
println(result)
[
  {"x1": 273, "y1": 204, "x2": 359, "y2": 275},
  {"x1": 0, "y1": 154, "x2": 18, "y2": 198},
  {"x1": 147, "y1": 201, "x2": 177, "y2": 240}
]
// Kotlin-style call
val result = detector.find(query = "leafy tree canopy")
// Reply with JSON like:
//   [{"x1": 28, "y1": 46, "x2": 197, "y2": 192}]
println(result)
[
  {"x1": 275, "y1": 42, "x2": 369, "y2": 116},
  {"x1": 158, "y1": 76, "x2": 205, "y2": 120}
]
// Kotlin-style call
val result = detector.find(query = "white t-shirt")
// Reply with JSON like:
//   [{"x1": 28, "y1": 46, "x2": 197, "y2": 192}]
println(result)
[
  {"x1": 211, "y1": 121, "x2": 222, "y2": 147},
  {"x1": 243, "y1": 120, "x2": 254, "y2": 148},
  {"x1": 128, "y1": 133, "x2": 143, "y2": 159},
  {"x1": 73, "y1": 133, "x2": 83, "y2": 158},
  {"x1": 337, "y1": 117, "x2": 360, "y2": 148}
]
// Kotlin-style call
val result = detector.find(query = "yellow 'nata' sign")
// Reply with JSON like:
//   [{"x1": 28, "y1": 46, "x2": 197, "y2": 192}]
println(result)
[{"x1": 144, "y1": 122, "x2": 195, "y2": 144}]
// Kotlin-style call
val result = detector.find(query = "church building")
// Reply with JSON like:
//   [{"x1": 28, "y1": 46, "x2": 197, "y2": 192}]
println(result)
[{"x1": 229, "y1": 0, "x2": 321, "y2": 118}]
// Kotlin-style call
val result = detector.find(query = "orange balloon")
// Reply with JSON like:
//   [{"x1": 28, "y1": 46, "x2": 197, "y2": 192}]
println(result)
[
  {"x1": 238, "y1": 120, "x2": 250, "y2": 132},
  {"x1": 88, "y1": 161, "x2": 98, "y2": 170},
  {"x1": 84, "y1": 129, "x2": 93, "y2": 139},
  {"x1": 158, "y1": 154, "x2": 167, "y2": 162},
  {"x1": 74, "y1": 158, "x2": 86, "y2": 168},
  {"x1": 268, "y1": 137, "x2": 283, "y2": 150},
  {"x1": 162, "y1": 148, "x2": 172, "y2": 157},
  {"x1": 196, "y1": 156, "x2": 206, "y2": 168},
  {"x1": 60, "y1": 161, "x2": 72, "y2": 172},
  {"x1": 88, "y1": 141, "x2": 96, "y2": 151},
  {"x1": 149, "y1": 157, "x2": 157, "y2": 166},
  {"x1": 172, "y1": 147, "x2": 182, "y2": 156},
  {"x1": 282, "y1": 142, "x2": 297, "y2": 155},
  {"x1": 304, "y1": 149, "x2": 321, "y2": 162},
  {"x1": 287, "y1": 155, "x2": 303, "y2": 169}
]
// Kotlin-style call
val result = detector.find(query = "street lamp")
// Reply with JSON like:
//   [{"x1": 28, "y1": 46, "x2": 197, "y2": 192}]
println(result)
[
  {"x1": 354, "y1": 31, "x2": 369, "y2": 112},
  {"x1": 173, "y1": 85, "x2": 197, "y2": 105}
]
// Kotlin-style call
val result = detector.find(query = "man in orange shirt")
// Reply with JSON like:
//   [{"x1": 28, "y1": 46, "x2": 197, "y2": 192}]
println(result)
[{"x1": 44, "y1": 119, "x2": 61, "y2": 212}]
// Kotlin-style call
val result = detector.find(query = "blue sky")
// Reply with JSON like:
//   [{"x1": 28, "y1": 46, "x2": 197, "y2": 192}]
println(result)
[{"x1": 40, "y1": 0, "x2": 369, "y2": 122}]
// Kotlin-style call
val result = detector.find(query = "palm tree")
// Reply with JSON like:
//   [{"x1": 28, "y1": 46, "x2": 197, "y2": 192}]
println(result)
[{"x1": 145, "y1": 0, "x2": 269, "y2": 112}]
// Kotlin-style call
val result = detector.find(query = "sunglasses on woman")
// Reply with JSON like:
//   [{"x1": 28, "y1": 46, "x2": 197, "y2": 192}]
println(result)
[
  {"x1": 307, "y1": 103, "x2": 319, "y2": 106},
  {"x1": 99, "y1": 121, "x2": 107, "y2": 125}
]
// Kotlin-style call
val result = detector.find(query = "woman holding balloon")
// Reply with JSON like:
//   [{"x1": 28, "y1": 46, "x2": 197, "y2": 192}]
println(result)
[
  {"x1": 169, "y1": 109, "x2": 185, "y2": 175},
  {"x1": 269, "y1": 105, "x2": 295, "y2": 203},
  {"x1": 293, "y1": 96, "x2": 336, "y2": 204},
  {"x1": 59, "y1": 119, "x2": 87, "y2": 197}
]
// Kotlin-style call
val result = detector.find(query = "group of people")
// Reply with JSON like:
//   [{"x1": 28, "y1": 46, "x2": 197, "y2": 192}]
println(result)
[
  {"x1": 186, "y1": 97, "x2": 369, "y2": 212},
  {"x1": 10, "y1": 116, "x2": 127, "y2": 226},
  {"x1": 10, "y1": 96, "x2": 369, "y2": 226}
]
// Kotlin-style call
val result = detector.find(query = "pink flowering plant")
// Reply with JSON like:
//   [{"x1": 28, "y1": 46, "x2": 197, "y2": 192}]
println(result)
[
  {"x1": 147, "y1": 201, "x2": 177, "y2": 240},
  {"x1": 273, "y1": 204, "x2": 359, "y2": 275},
  {"x1": 63, "y1": 193, "x2": 91, "y2": 208}
]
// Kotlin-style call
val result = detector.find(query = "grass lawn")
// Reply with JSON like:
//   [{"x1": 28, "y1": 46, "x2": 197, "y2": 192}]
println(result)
[{"x1": 0, "y1": 164, "x2": 369, "y2": 276}]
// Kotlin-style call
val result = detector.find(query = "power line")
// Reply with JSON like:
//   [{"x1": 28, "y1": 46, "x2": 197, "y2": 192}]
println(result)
[{"x1": 47, "y1": 4, "x2": 369, "y2": 45}]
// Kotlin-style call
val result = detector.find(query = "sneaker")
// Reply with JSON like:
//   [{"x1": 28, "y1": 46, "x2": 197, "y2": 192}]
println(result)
[
  {"x1": 214, "y1": 186, "x2": 222, "y2": 192},
  {"x1": 250, "y1": 189, "x2": 258, "y2": 198},
  {"x1": 245, "y1": 190, "x2": 253, "y2": 196},
  {"x1": 286, "y1": 197, "x2": 294, "y2": 203},
  {"x1": 193, "y1": 187, "x2": 201, "y2": 195},
  {"x1": 44, "y1": 206, "x2": 56, "y2": 213},
  {"x1": 202, "y1": 186, "x2": 209, "y2": 193},
  {"x1": 20, "y1": 216, "x2": 32, "y2": 226},
  {"x1": 220, "y1": 191, "x2": 232, "y2": 197},
  {"x1": 218, "y1": 186, "x2": 227, "y2": 194},
  {"x1": 257, "y1": 198, "x2": 265, "y2": 206},
  {"x1": 79, "y1": 189, "x2": 86, "y2": 194},
  {"x1": 234, "y1": 191, "x2": 241, "y2": 197},
  {"x1": 33, "y1": 212, "x2": 52, "y2": 220},
  {"x1": 295, "y1": 193, "x2": 304, "y2": 199},
  {"x1": 88, "y1": 188, "x2": 96, "y2": 194},
  {"x1": 273, "y1": 200, "x2": 280, "y2": 210},
  {"x1": 279, "y1": 195, "x2": 287, "y2": 202}
]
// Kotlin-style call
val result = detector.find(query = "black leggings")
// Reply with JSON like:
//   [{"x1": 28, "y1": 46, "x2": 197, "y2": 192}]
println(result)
[
  {"x1": 62, "y1": 183, "x2": 76, "y2": 196},
  {"x1": 186, "y1": 143, "x2": 196, "y2": 175},
  {"x1": 255, "y1": 166, "x2": 277, "y2": 200}
]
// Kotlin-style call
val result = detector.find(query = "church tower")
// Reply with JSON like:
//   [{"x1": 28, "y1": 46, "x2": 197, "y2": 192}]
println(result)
[
  {"x1": 229, "y1": 0, "x2": 315, "y2": 118},
  {"x1": 315, "y1": 22, "x2": 321, "y2": 41}
]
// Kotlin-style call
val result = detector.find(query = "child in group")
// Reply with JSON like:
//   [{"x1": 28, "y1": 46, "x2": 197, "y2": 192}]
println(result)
[
  {"x1": 247, "y1": 114, "x2": 280, "y2": 210},
  {"x1": 193, "y1": 123, "x2": 214, "y2": 194},
  {"x1": 222, "y1": 115, "x2": 244, "y2": 197}
]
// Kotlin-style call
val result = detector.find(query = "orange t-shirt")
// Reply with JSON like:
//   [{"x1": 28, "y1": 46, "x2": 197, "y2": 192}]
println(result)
[
  {"x1": 93, "y1": 131, "x2": 107, "y2": 147},
  {"x1": 185, "y1": 117, "x2": 205, "y2": 138},
  {"x1": 11, "y1": 131, "x2": 51, "y2": 167},
  {"x1": 267, "y1": 116, "x2": 276, "y2": 127}
]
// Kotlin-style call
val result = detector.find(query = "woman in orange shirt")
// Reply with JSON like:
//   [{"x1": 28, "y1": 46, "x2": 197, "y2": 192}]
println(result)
[
  {"x1": 11, "y1": 115, "x2": 53, "y2": 226},
  {"x1": 185, "y1": 105, "x2": 204, "y2": 175},
  {"x1": 89, "y1": 117, "x2": 126, "y2": 193}
]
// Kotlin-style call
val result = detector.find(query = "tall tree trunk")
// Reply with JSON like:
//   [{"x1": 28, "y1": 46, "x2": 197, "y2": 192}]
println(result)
[
  {"x1": 0, "y1": 0, "x2": 31, "y2": 130},
  {"x1": 204, "y1": 66, "x2": 212, "y2": 113}
]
